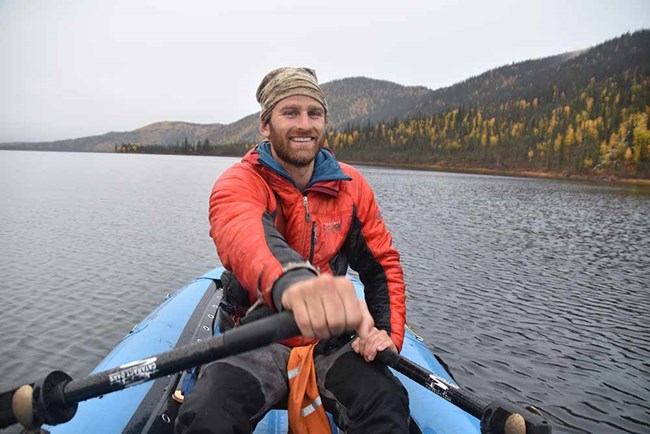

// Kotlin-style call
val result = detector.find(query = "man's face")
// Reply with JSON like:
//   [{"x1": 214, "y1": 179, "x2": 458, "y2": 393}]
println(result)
[{"x1": 260, "y1": 95, "x2": 326, "y2": 168}]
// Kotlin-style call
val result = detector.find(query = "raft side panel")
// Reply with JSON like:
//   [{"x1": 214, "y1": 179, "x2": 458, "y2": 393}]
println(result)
[{"x1": 47, "y1": 278, "x2": 215, "y2": 433}]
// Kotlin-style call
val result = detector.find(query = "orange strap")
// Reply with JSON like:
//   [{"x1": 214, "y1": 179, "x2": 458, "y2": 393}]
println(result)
[{"x1": 287, "y1": 344, "x2": 330, "y2": 434}]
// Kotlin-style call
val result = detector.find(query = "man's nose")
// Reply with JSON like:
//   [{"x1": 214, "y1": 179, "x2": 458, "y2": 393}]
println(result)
[{"x1": 296, "y1": 112, "x2": 310, "y2": 129}]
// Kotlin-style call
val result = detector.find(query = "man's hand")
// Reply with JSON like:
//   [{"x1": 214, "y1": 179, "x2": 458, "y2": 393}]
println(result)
[
  {"x1": 350, "y1": 300, "x2": 397, "y2": 362},
  {"x1": 352, "y1": 326, "x2": 398, "y2": 362},
  {"x1": 281, "y1": 274, "x2": 374, "y2": 340}
]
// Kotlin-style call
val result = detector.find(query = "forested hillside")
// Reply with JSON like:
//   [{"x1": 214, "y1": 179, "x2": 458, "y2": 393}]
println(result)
[{"x1": 329, "y1": 31, "x2": 650, "y2": 177}]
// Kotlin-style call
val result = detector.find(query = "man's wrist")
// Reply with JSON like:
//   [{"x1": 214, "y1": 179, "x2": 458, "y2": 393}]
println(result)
[{"x1": 271, "y1": 263, "x2": 318, "y2": 311}]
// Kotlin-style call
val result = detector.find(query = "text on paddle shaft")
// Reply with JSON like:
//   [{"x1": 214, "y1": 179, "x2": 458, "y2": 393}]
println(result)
[
  {"x1": 109, "y1": 357, "x2": 158, "y2": 388},
  {"x1": 427, "y1": 374, "x2": 458, "y2": 401}
]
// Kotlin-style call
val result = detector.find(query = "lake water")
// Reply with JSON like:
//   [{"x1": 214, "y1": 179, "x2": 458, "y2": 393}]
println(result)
[{"x1": 1, "y1": 151, "x2": 648, "y2": 433}]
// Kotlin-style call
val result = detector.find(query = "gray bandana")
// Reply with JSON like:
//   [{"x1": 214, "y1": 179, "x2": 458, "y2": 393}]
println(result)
[{"x1": 256, "y1": 67, "x2": 328, "y2": 123}]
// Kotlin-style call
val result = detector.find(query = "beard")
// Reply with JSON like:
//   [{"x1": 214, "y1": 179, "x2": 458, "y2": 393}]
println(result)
[{"x1": 268, "y1": 123, "x2": 325, "y2": 168}]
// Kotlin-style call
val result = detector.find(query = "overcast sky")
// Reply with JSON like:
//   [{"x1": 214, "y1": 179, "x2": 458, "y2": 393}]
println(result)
[{"x1": 1, "y1": 0, "x2": 648, "y2": 143}]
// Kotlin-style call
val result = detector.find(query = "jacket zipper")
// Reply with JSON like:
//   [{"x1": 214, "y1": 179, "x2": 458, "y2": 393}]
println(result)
[
  {"x1": 303, "y1": 196, "x2": 311, "y2": 222},
  {"x1": 309, "y1": 222, "x2": 316, "y2": 263},
  {"x1": 303, "y1": 196, "x2": 316, "y2": 263}
]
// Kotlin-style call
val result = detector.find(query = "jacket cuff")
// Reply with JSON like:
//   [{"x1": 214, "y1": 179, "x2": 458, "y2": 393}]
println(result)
[{"x1": 271, "y1": 265, "x2": 319, "y2": 311}]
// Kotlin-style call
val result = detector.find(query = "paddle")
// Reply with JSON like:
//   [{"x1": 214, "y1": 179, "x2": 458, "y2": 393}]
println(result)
[
  {"x1": 376, "y1": 350, "x2": 551, "y2": 434},
  {"x1": 0, "y1": 310, "x2": 551, "y2": 434},
  {"x1": 0, "y1": 310, "x2": 301, "y2": 431}
]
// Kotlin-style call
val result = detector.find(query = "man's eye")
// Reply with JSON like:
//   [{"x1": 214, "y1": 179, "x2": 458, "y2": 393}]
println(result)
[
  {"x1": 283, "y1": 111, "x2": 296, "y2": 117},
  {"x1": 309, "y1": 111, "x2": 323, "y2": 118}
]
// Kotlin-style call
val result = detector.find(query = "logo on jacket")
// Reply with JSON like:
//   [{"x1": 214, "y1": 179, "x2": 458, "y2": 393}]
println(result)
[{"x1": 323, "y1": 220, "x2": 342, "y2": 233}]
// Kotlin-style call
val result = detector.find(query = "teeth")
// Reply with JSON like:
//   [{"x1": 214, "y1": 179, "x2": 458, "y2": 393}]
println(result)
[{"x1": 292, "y1": 137, "x2": 312, "y2": 142}]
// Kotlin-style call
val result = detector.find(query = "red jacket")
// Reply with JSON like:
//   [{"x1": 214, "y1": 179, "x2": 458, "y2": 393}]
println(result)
[{"x1": 209, "y1": 142, "x2": 406, "y2": 350}]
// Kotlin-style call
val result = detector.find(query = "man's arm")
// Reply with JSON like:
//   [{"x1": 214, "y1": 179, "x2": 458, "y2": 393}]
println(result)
[{"x1": 210, "y1": 163, "x2": 313, "y2": 307}]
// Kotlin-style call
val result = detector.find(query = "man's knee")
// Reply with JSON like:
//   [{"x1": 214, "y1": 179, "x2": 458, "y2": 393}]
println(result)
[
  {"x1": 175, "y1": 362, "x2": 265, "y2": 433},
  {"x1": 328, "y1": 351, "x2": 407, "y2": 398},
  {"x1": 324, "y1": 352, "x2": 410, "y2": 432}
]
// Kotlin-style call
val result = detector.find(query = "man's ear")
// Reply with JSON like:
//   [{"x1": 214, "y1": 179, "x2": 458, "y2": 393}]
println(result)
[{"x1": 260, "y1": 121, "x2": 270, "y2": 138}]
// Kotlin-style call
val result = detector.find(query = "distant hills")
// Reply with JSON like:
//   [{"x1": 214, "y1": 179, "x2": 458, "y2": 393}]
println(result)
[
  {"x1": 3, "y1": 30, "x2": 649, "y2": 178},
  {"x1": 0, "y1": 77, "x2": 435, "y2": 153}
]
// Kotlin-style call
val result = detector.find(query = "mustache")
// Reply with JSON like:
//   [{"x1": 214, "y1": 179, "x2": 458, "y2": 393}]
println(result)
[{"x1": 287, "y1": 127, "x2": 321, "y2": 137}]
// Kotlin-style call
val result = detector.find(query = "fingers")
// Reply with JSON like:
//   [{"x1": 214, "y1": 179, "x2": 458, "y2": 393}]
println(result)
[
  {"x1": 334, "y1": 277, "x2": 364, "y2": 332},
  {"x1": 319, "y1": 276, "x2": 348, "y2": 337},
  {"x1": 293, "y1": 296, "x2": 317, "y2": 339},
  {"x1": 281, "y1": 275, "x2": 364, "y2": 339},
  {"x1": 355, "y1": 327, "x2": 397, "y2": 362},
  {"x1": 351, "y1": 337, "x2": 361, "y2": 354},
  {"x1": 362, "y1": 329, "x2": 384, "y2": 361}
]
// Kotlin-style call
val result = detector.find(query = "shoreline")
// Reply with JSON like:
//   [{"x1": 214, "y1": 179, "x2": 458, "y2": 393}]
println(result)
[
  {"x1": 3, "y1": 148, "x2": 649, "y2": 188},
  {"x1": 342, "y1": 159, "x2": 650, "y2": 188}
]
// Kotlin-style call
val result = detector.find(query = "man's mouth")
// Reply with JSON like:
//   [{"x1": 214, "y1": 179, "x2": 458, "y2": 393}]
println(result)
[{"x1": 290, "y1": 137, "x2": 314, "y2": 143}]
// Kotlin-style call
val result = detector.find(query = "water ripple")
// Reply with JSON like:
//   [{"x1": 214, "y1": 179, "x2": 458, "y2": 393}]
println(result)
[
  {"x1": 363, "y1": 168, "x2": 650, "y2": 434},
  {"x1": 1, "y1": 153, "x2": 649, "y2": 433}
]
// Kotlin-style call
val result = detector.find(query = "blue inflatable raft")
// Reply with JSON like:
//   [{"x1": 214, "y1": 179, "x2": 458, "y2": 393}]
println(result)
[{"x1": 47, "y1": 268, "x2": 481, "y2": 433}]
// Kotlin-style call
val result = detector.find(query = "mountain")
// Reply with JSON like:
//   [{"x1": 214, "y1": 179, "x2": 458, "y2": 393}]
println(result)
[
  {"x1": 0, "y1": 78, "x2": 434, "y2": 152},
  {"x1": 329, "y1": 30, "x2": 650, "y2": 177},
  {"x1": 0, "y1": 122, "x2": 220, "y2": 153},
  {"x1": 408, "y1": 32, "x2": 648, "y2": 117},
  {"x1": 2, "y1": 30, "x2": 649, "y2": 178}
]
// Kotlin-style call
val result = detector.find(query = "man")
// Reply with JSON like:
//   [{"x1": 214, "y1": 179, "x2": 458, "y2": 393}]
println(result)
[{"x1": 176, "y1": 67, "x2": 410, "y2": 433}]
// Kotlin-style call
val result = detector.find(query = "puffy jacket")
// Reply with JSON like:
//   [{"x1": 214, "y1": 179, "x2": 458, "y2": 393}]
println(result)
[{"x1": 209, "y1": 141, "x2": 406, "y2": 350}]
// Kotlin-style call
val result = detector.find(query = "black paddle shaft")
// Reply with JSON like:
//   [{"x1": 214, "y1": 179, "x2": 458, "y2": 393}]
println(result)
[
  {"x1": 0, "y1": 311, "x2": 300, "y2": 428},
  {"x1": 377, "y1": 350, "x2": 552, "y2": 434},
  {"x1": 377, "y1": 350, "x2": 487, "y2": 417},
  {"x1": 65, "y1": 310, "x2": 299, "y2": 403}
]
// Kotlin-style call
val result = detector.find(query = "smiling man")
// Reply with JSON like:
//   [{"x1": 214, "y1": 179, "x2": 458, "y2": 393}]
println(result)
[{"x1": 176, "y1": 67, "x2": 411, "y2": 433}]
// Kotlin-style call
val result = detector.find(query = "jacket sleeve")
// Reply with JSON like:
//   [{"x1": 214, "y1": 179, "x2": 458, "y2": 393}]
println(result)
[
  {"x1": 344, "y1": 167, "x2": 406, "y2": 351},
  {"x1": 209, "y1": 163, "x2": 317, "y2": 309}
]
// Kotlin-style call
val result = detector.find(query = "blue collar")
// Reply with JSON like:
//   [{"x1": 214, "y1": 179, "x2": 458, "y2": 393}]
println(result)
[{"x1": 257, "y1": 141, "x2": 351, "y2": 188}]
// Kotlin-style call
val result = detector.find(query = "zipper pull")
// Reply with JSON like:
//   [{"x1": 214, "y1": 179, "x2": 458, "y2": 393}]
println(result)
[{"x1": 303, "y1": 196, "x2": 311, "y2": 222}]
